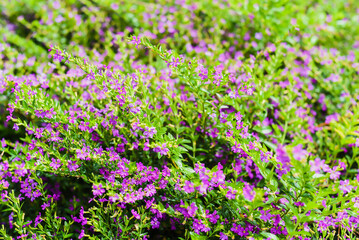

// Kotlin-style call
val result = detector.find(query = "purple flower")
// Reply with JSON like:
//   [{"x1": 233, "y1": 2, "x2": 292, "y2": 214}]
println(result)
[
  {"x1": 292, "y1": 144, "x2": 308, "y2": 160},
  {"x1": 279, "y1": 198, "x2": 289, "y2": 204},
  {"x1": 276, "y1": 145, "x2": 291, "y2": 176},
  {"x1": 9, "y1": 212, "x2": 14, "y2": 229},
  {"x1": 211, "y1": 170, "x2": 225, "y2": 185},
  {"x1": 159, "y1": 145, "x2": 169, "y2": 155},
  {"x1": 192, "y1": 219, "x2": 210, "y2": 234},
  {"x1": 41, "y1": 201, "x2": 50, "y2": 210},
  {"x1": 76, "y1": 147, "x2": 89, "y2": 160},
  {"x1": 322, "y1": 199, "x2": 327, "y2": 208},
  {"x1": 207, "y1": 210, "x2": 219, "y2": 224},
  {"x1": 111, "y1": 3, "x2": 119, "y2": 10},
  {"x1": 226, "y1": 187, "x2": 236, "y2": 200},
  {"x1": 151, "y1": 217, "x2": 160, "y2": 229},
  {"x1": 219, "y1": 232, "x2": 228, "y2": 240},
  {"x1": 355, "y1": 138, "x2": 359, "y2": 148},
  {"x1": 72, "y1": 206, "x2": 87, "y2": 226},
  {"x1": 327, "y1": 166, "x2": 340, "y2": 180},
  {"x1": 143, "y1": 127, "x2": 157, "y2": 138},
  {"x1": 352, "y1": 197, "x2": 359, "y2": 208},
  {"x1": 92, "y1": 183, "x2": 105, "y2": 196},
  {"x1": 131, "y1": 209, "x2": 141, "y2": 220},
  {"x1": 231, "y1": 223, "x2": 248, "y2": 237},
  {"x1": 34, "y1": 212, "x2": 42, "y2": 227},
  {"x1": 68, "y1": 160, "x2": 80, "y2": 172},
  {"x1": 309, "y1": 158, "x2": 326, "y2": 173},
  {"x1": 339, "y1": 179, "x2": 354, "y2": 194},
  {"x1": 143, "y1": 140, "x2": 150, "y2": 151},
  {"x1": 22, "y1": 220, "x2": 33, "y2": 228},
  {"x1": 144, "y1": 184, "x2": 156, "y2": 197},
  {"x1": 187, "y1": 202, "x2": 198, "y2": 217},
  {"x1": 50, "y1": 158, "x2": 61, "y2": 170},
  {"x1": 34, "y1": 128, "x2": 44, "y2": 139},
  {"x1": 196, "y1": 180, "x2": 209, "y2": 194},
  {"x1": 131, "y1": 36, "x2": 141, "y2": 48},
  {"x1": 325, "y1": 113, "x2": 339, "y2": 124},
  {"x1": 183, "y1": 180, "x2": 194, "y2": 193},
  {"x1": 26, "y1": 56, "x2": 36, "y2": 66},
  {"x1": 260, "y1": 210, "x2": 272, "y2": 222},
  {"x1": 13, "y1": 124, "x2": 19, "y2": 131},
  {"x1": 78, "y1": 229, "x2": 85, "y2": 239},
  {"x1": 243, "y1": 183, "x2": 255, "y2": 201},
  {"x1": 153, "y1": 143, "x2": 169, "y2": 156},
  {"x1": 294, "y1": 201, "x2": 305, "y2": 207},
  {"x1": 1, "y1": 138, "x2": 7, "y2": 148},
  {"x1": 157, "y1": 177, "x2": 167, "y2": 189},
  {"x1": 16, "y1": 234, "x2": 28, "y2": 239},
  {"x1": 255, "y1": 32, "x2": 263, "y2": 40},
  {"x1": 53, "y1": 50, "x2": 64, "y2": 62},
  {"x1": 145, "y1": 198, "x2": 155, "y2": 209},
  {"x1": 231, "y1": 141, "x2": 241, "y2": 153}
]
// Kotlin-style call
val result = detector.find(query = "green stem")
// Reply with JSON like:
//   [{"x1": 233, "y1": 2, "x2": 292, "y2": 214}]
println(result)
[{"x1": 281, "y1": 121, "x2": 288, "y2": 144}]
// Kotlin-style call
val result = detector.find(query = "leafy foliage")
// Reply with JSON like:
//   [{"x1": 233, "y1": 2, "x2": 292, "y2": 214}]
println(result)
[{"x1": 0, "y1": 0, "x2": 359, "y2": 239}]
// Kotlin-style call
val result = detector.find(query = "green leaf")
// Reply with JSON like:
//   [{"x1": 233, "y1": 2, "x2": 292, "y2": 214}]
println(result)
[
  {"x1": 260, "y1": 231, "x2": 279, "y2": 240},
  {"x1": 284, "y1": 216, "x2": 295, "y2": 234},
  {"x1": 295, "y1": 231, "x2": 311, "y2": 237},
  {"x1": 182, "y1": 166, "x2": 195, "y2": 176},
  {"x1": 189, "y1": 231, "x2": 207, "y2": 240}
]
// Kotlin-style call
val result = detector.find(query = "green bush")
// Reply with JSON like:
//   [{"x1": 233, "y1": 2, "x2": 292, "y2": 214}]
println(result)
[{"x1": 0, "y1": 0, "x2": 359, "y2": 239}]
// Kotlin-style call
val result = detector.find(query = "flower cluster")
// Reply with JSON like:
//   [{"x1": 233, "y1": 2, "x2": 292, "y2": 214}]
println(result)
[{"x1": 0, "y1": 0, "x2": 359, "y2": 239}]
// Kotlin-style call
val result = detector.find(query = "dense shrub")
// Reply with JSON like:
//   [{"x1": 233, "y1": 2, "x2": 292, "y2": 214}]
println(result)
[{"x1": 1, "y1": 0, "x2": 359, "y2": 239}]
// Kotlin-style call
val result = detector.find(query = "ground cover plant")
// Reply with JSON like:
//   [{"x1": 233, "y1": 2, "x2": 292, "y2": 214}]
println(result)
[{"x1": 0, "y1": 0, "x2": 359, "y2": 239}]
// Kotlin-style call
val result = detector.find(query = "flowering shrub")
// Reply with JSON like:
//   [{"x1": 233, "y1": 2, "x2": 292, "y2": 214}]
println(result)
[{"x1": 1, "y1": 0, "x2": 359, "y2": 239}]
